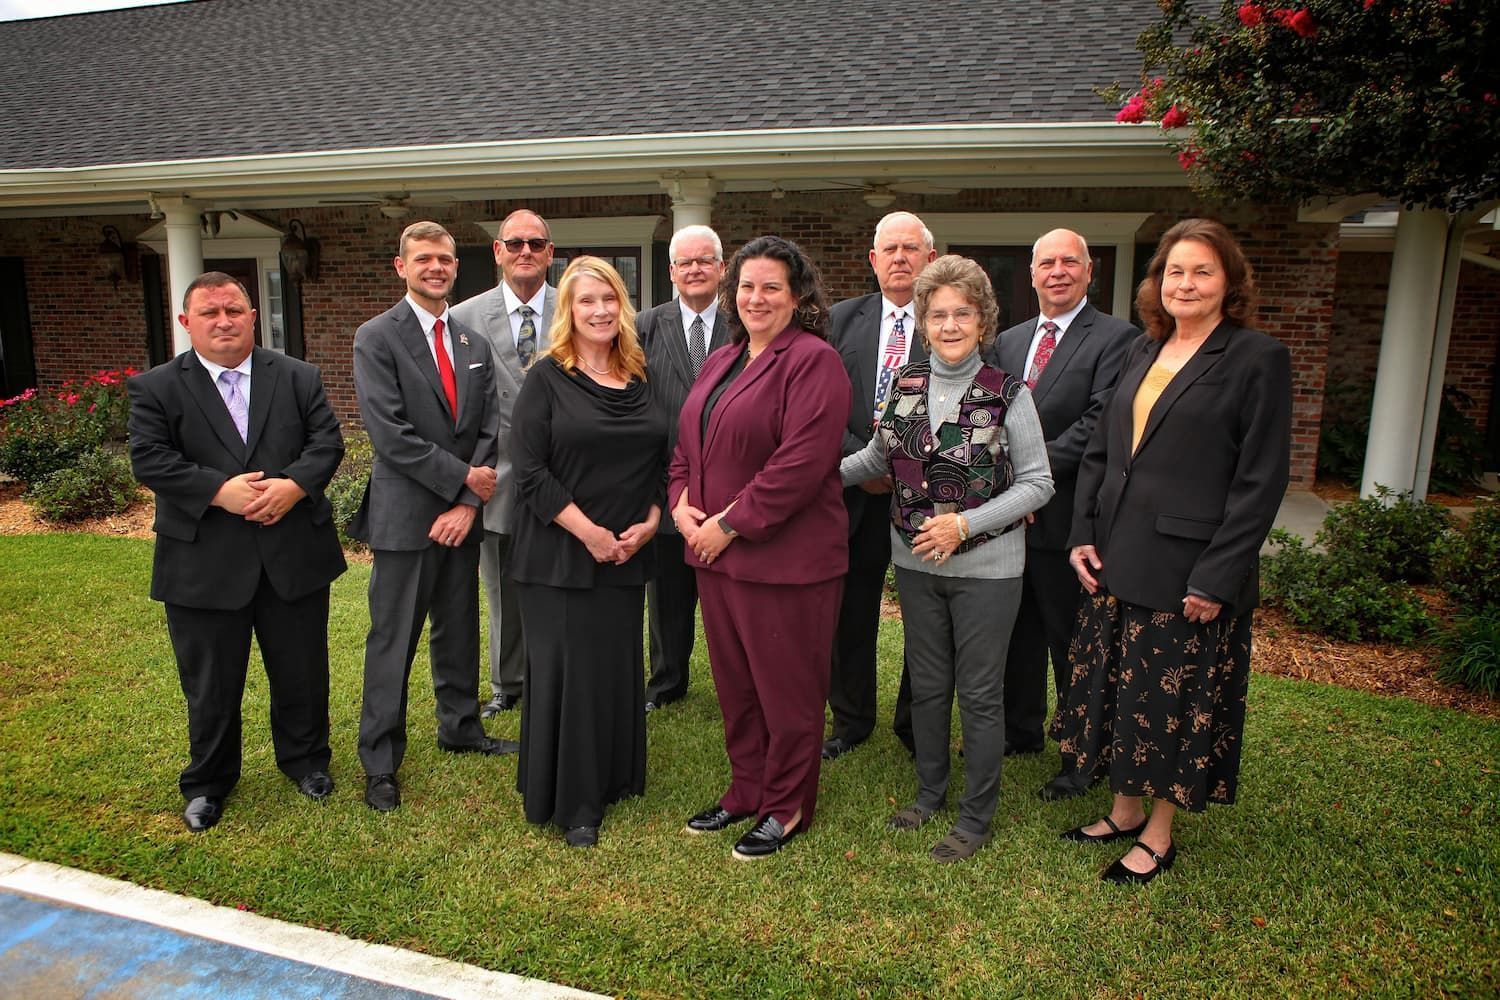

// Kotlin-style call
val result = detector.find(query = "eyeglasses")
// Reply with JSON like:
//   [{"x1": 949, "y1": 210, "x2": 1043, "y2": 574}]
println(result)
[
  {"x1": 501, "y1": 238, "x2": 550, "y2": 253},
  {"x1": 927, "y1": 308, "x2": 979, "y2": 325},
  {"x1": 672, "y1": 255, "x2": 721, "y2": 269}
]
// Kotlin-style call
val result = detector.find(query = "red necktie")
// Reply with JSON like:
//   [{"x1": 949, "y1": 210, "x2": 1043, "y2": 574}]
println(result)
[
  {"x1": 1027, "y1": 320, "x2": 1058, "y2": 389},
  {"x1": 432, "y1": 317, "x2": 458, "y2": 422}
]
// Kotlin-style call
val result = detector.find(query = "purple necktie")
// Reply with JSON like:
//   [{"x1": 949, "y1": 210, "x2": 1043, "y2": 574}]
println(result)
[{"x1": 219, "y1": 370, "x2": 248, "y2": 442}]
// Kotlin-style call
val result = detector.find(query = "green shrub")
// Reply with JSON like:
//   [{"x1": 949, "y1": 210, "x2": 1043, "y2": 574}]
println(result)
[
  {"x1": 328, "y1": 429, "x2": 372, "y2": 551},
  {"x1": 1436, "y1": 609, "x2": 1500, "y2": 696},
  {"x1": 23, "y1": 446, "x2": 139, "y2": 522},
  {"x1": 1317, "y1": 378, "x2": 1485, "y2": 495},
  {"x1": 1316, "y1": 486, "x2": 1450, "y2": 584},
  {"x1": 0, "y1": 370, "x2": 135, "y2": 484},
  {"x1": 1438, "y1": 496, "x2": 1500, "y2": 613},
  {"x1": 1260, "y1": 528, "x2": 1434, "y2": 644}
]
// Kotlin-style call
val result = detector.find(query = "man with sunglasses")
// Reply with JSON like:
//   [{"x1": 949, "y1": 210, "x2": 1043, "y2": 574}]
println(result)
[{"x1": 452, "y1": 209, "x2": 556, "y2": 720}]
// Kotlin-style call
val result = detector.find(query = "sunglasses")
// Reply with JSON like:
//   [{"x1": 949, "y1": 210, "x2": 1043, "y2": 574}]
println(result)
[{"x1": 501, "y1": 238, "x2": 550, "y2": 253}]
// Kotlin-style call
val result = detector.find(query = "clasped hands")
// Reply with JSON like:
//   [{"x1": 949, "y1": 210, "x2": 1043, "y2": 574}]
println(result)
[
  {"x1": 911, "y1": 512, "x2": 964, "y2": 565},
  {"x1": 581, "y1": 510, "x2": 659, "y2": 565},
  {"x1": 674, "y1": 496, "x2": 736, "y2": 565},
  {"x1": 213, "y1": 471, "x2": 306, "y2": 526}
]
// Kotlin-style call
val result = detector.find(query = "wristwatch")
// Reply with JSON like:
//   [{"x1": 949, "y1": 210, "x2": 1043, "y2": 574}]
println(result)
[{"x1": 718, "y1": 516, "x2": 737, "y2": 538}]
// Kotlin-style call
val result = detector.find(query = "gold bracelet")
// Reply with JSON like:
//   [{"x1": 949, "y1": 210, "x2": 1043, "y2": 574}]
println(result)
[{"x1": 956, "y1": 514, "x2": 970, "y2": 542}]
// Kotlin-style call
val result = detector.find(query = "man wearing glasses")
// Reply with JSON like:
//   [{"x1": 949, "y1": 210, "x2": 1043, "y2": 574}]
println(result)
[
  {"x1": 984, "y1": 228, "x2": 1136, "y2": 800},
  {"x1": 451, "y1": 209, "x2": 556, "y2": 719},
  {"x1": 636, "y1": 225, "x2": 728, "y2": 712}
]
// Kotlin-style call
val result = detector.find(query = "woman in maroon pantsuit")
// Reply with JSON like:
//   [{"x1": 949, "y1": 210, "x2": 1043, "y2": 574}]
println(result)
[{"x1": 668, "y1": 235, "x2": 851, "y2": 860}]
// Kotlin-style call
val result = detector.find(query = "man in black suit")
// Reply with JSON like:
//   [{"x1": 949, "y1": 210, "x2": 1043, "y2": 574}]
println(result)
[
  {"x1": 824, "y1": 211, "x2": 937, "y2": 760},
  {"x1": 985, "y1": 228, "x2": 1137, "y2": 800},
  {"x1": 637, "y1": 224, "x2": 728, "y2": 711},
  {"x1": 349, "y1": 221, "x2": 514, "y2": 814},
  {"x1": 128, "y1": 271, "x2": 346, "y2": 832}
]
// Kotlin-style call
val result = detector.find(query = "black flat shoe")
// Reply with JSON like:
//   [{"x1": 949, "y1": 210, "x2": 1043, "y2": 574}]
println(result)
[
  {"x1": 439, "y1": 736, "x2": 519, "y2": 756},
  {"x1": 821, "y1": 736, "x2": 863, "y2": 761},
  {"x1": 364, "y1": 773, "x2": 400, "y2": 812},
  {"x1": 564, "y1": 826, "x2": 598, "y2": 848},
  {"x1": 685, "y1": 804, "x2": 754, "y2": 835},
  {"x1": 1061, "y1": 815, "x2": 1147, "y2": 844},
  {"x1": 182, "y1": 795, "x2": 223, "y2": 832},
  {"x1": 1102, "y1": 841, "x2": 1177, "y2": 885},
  {"x1": 732, "y1": 815, "x2": 799, "y2": 860},
  {"x1": 295, "y1": 771, "x2": 334, "y2": 801}
]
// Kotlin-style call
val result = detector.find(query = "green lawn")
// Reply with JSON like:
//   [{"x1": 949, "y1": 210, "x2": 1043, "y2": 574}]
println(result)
[{"x1": 1, "y1": 534, "x2": 1496, "y2": 999}]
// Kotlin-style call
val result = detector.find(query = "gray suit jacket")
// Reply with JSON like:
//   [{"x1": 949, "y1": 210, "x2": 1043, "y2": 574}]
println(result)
[
  {"x1": 638, "y1": 300, "x2": 728, "y2": 535},
  {"x1": 986, "y1": 302, "x2": 1137, "y2": 551},
  {"x1": 348, "y1": 299, "x2": 500, "y2": 550},
  {"x1": 450, "y1": 281, "x2": 556, "y2": 533}
]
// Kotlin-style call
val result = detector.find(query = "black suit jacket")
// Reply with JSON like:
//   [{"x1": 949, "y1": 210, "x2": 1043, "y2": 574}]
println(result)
[
  {"x1": 1069, "y1": 322, "x2": 1292, "y2": 616},
  {"x1": 986, "y1": 303, "x2": 1137, "y2": 551},
  {"x1": 127, "y1": 347, "x2": 347, "y2": 610},
  {"x1": 639, "y1": 300, "x2": 728, "y2": 536},
  {"x1": 829, "y1": 292, "x2": 926, "y2": 570}
]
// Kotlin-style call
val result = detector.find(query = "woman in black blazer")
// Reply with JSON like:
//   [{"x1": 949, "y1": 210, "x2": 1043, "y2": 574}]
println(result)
[{"x1": 1051, "y1": 218, "x2": 1291, "y2": 884}]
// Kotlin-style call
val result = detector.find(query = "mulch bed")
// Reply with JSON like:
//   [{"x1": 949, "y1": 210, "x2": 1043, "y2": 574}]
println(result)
[{"x1": 5, "y1": 482, "x2": 1494, "y2": 720}]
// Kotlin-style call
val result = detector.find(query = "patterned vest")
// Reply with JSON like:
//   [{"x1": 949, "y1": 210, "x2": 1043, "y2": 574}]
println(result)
[{"x1": 878, "y1": 360, "x2": 1025, "y2": 555}]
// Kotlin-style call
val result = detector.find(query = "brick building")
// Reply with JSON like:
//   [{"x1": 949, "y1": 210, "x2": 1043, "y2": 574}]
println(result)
[{"x1": 1, "y1": 0, "x2": 1496, "y2": 487}]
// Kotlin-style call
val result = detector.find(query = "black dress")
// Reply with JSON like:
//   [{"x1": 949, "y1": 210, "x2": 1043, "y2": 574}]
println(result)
[{"x1": 508, "y1": 358, "x2": 668, "y2": 829}]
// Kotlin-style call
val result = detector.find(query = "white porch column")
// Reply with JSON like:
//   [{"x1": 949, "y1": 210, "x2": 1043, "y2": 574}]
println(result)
[
  {"x1": 663, "y1": 175, "x2": 717, "y2": 232},
  {"x1": 1361, "y1": 207, "x2": 1449, "y2": 498},
  {"x1": 160, "y1": 197, "x2": 203, "y2": 354}
]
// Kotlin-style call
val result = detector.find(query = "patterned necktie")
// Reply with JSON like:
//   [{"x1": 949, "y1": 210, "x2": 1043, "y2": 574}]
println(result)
[
  {"x1": 1027, "y1": 320, "x2": 1059, "y2": 388},
  {"x1": 688, "y1": 314, "x2": 707, "y2": 379},
  {"x1": 517, "y1": 305, "x2": 537, "y2": 367},
  {"x1": 432, "y1": 317, "x2": 458, "y2": 423},
  {"x1": 218, "y1": 369, "x2": 248, "y2": 443},
  {"x1": 873, "y1": 312, "x2": 907, "y2": 422}
]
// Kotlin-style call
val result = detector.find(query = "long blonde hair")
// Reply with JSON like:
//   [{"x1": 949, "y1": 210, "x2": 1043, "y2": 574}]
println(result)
[{"x1": 541, "y1": 256, "x2": 647, "y2": 382}]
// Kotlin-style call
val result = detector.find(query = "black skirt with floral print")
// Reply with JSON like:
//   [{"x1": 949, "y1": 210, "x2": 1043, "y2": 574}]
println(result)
[{"x1": 1049, "y1": 590, "x2": 1253, "y2": 812}]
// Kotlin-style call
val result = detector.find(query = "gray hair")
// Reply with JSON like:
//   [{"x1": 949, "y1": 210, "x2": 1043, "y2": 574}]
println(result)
[
  {"x1": 872, "y1": 211, "x2": 934, "y2": 250},
  {"x1": 669, "y1": 224, "x2": 723, "y2": 260}
]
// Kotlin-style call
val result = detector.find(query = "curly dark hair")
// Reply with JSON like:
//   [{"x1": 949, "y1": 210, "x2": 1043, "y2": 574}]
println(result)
[
  {"x1": 1135, "y1": 218, "x2": 1258, "y2": 341},
  {"x1": 718, "y1": 235, "x2": 831, "y2": 344}
]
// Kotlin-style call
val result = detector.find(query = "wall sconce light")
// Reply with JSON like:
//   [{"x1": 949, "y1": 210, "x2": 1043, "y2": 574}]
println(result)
[
  {"x1": 280, "y1": 219, "x2": 321, "y2": 284},
  {"x1": 97, "y1": 225, "x2": 140, "y2": 286}
]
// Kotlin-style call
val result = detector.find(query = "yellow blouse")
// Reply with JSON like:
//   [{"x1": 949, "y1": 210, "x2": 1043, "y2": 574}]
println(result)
[{"x1": 1131, "y1": 363, "x2": 1177, "y2": 455}]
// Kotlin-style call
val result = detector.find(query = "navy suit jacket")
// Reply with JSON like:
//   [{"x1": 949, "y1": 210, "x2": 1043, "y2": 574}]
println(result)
[{"x1": 127, "y1": 346, "x2": 346, "y2": 610}]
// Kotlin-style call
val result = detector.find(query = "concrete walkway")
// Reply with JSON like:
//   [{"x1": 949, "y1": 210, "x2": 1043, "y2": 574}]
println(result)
[
  {"x1": 0, "y1": 854, "x2": 605, "y2": 1000},
  {"x1": 1268, "y1": 489, "x2": 1329, "y2": 547}
]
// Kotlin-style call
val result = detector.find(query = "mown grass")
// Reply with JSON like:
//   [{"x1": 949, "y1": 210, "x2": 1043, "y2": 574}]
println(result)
[{"x1": 1, "y1": 534, "x2": 1496, "y2": 999}]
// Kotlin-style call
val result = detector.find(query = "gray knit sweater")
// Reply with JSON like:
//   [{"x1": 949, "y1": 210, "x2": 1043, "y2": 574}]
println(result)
[{"x1": 840, "y1": 348, "x2": 1054, "y2": 579}]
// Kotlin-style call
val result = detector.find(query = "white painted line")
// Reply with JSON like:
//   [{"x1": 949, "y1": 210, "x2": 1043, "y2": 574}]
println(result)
[{"x1": 0, "y1": 853, "x2": 607, "y2": 1000}]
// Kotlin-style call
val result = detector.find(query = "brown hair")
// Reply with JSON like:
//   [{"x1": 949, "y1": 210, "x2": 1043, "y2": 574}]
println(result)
[
  {"x1": 182, "y1": 271, "x2": 252, "y2": 313},
  {"x1": 1135, "y1": 218, "x2": 1258, "y2": 341},
  {"x1": 541, "y1": 256, "x2": 647, "y2": 382},
  {"x1": 719, "y1": 235, "x2": 831, "y2": 344},
  {"x1": 398, "y1": 220, "x2": 456, "y2": 257},
  {"x1": 913, "y1": 255, "x2": 1001, "y2": 349}
]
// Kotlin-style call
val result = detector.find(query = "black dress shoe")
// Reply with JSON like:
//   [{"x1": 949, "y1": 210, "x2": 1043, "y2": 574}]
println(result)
[
  {"x1": 1061, "y1": 814, "x2": 1147, "y2": 844},
  {"x1": 1004, "y1": 741, "x2": 1045, "y2": 757},
  {"x1": 439, "y1": 736, "x2": 520, "y2": 756},
  {"x1": 295, "y1": 771, "x2": 334, "y2": 801},
  {"x1": 684, "y1": 804, "x2": 754, "y2": 835},
  {"x1": 1102, "y1": 841, "x2": 1176, "y2": 884},
  {"x1": 1038, "y1": 774, "x2": 1096, "y2": 801},
  {"x1": 644, "y1": 701, "x2": 659, "y2": 714},
  {"x1": 821, "y1": 736, "x2": 864, "y2": 761},
  {"x1": 364, "y1": 773, "x2": 400, "y2": 812},
  {"x1": 732, "y1": 815, "x2": 800, "y2": 859},
  {"x1": 564, "y1": 825, "x2": 598, "y2": 848},
  {"x1": 480, "y1": 693, "x2": 520, "y2": 718},
  {"x1": 182, "y1": 796, "x2": 223, "y2": 832}
]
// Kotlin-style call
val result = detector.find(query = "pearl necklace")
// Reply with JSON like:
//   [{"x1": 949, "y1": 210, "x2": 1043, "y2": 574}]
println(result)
[{"x1": 582, "y1": 358, "x2": 611, "y2": 375}]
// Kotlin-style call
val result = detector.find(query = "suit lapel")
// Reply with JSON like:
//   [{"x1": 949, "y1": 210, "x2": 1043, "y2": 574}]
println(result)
[
  {"x1": 180, "y1": 352, "x2": 249, "y2": 461},
  {"x1": 243, "y1": 348, "x2": 278, "y2": 455},
  {"x1": 708, "y1": 313, "x2": 730, "y2": 353},
  {"x1": 998, "y1": 321, "x2": 1031, "y2": 376},
  {"x1": 487, "y1": 289, "x2": 525, "y2": 382},
  {"x1": 1132, "y1": 322, "x2": 1233, "y2": 458},
  {"x1": 450, "y1": 315, "x2": 474, "y2": 428},
  {"x1": 659, "y1": 309, "x2": 693, "y2": 387},
  {"x1": 703, "y1": 332, "x2": 792, "y2": 457},
  {"x1": 1032, "y1": 305, "x2": 1094, "y2": 404},
  {"x1": 398, "y1": 305, "x2": 452, "y2": 419},
  {"x1": 851, "y1": 295, "x2": 884, "y2": 418},
  {"x1": 537, "y1": 285, "x2": 557, "y2": 355}
]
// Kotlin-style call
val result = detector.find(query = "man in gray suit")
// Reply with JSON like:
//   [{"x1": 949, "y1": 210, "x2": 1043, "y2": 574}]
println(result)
[
  {"x1": 637, "y1": 224, "x2": 728, "y2": 710},
  {"x1": 984, "y1": 227, "x2": 1137, "y2": 800},
  {"x1": 350, "y1": 221, "x2": 515, "y2": 814},
  {"x1": 450, "y1": 209, "x2": 556, "y2": 718}
]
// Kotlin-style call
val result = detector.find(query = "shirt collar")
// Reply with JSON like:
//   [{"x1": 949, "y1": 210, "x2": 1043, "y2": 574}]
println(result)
[
  {"x1": 678, "y1": 298, "x2": 718, "y2": 330},
  {"x1": 503, "y1": 281, "x2": 548, "y2": 317},
  {"x1": 195, "y1": 350, "x2": 252, "y2": 383},
  {"x1": 1038, "y1": 298, "x2": 1089, "y2": 336},
  {"x1": 405, "y1": 295, "x2": 449, "y2": 334}
]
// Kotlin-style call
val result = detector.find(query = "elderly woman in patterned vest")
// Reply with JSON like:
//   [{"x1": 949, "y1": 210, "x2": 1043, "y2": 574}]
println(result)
[{"x1": 840, "y1": 254, "x2": 1053, "y2": 863}]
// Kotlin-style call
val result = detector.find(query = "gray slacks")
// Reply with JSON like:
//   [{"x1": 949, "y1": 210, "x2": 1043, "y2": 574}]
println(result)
[
  {"x1": 894, "y1": 567, "x2": 1023, "y2": 835},
  {"x1": 479, "y1": 530, "x2": 527, "y2": 698}
]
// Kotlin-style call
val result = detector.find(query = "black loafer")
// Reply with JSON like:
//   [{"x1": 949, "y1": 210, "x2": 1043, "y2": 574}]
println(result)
[
  {"x1": 295, "y1": 771, "x2": 334, "y2": 801},
  {"x1": 564, "y1": 825, "x2": 598, "y2": 848},
  {"x1": 364, "y1": 773, "x2": 400, "y2": 812},
  {"x1": 1038, "y1": 774, "x2": 1094, "y2": 801},
  {"x1": 480, "y1": 693, "x2": 520, "y2": 718},
  {"x1": 820, "y1": 736, "x2": 863, "y2": 761},
  {"x1": 1004, "y1": 741, "x2": 1045, "y2": 757},
  {"x1": 439, "y1": 736, "x2": 520, "y2": 756},
  {"x1": 1102, "y1": 841, "x2": 1176, "y2": 885},
  {"x1": 732, "y1": 815, "x2": 799, "y2": 859},
  {"x1": 182, "y1": 795, "x2": 223, "y2": 832},
  {"x1": 684, "y1": 804, "x2": 754, "y2": 835},
  {"x1": 1061, "y1": 814, "x2": 1147, "y2": 844}
]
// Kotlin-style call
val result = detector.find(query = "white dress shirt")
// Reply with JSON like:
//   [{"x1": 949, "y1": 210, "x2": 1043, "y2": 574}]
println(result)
[
  {"x1": 405, "y1": 294, "x2": 454, "y2": 369},
  {"x1": 1022, "y1": 298, "x2": 1089, "y2": 377},
  {"x1": 195, "y1": 351, "x2": 253, "y2": 411},
  {"x1": 502, "y1": 282, "x2": 548, "y2": 349},
  {"x1": 677, "y1": 298, "x2": 719, "y2": 351}
]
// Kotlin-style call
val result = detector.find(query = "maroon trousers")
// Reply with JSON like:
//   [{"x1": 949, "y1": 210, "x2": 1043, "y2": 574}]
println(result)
[{"x1": 697, "y1": 572, "x2": 842, "y2": 829}]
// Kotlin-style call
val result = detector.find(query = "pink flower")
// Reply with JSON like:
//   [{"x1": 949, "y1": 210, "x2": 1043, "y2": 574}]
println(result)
[
  {"x1": 1273, "y1": 8, "x2": 1317, "y2": 37},
  {"x1": 1116, "y1": 95, "x2": 1149, "y2": 124},
  {"x1": 1161, "y1": 104, "x2": 1190, "y2": 129},
  {"x1": 1238, "y1": 3, "x2": 1265, "y2": 26},
  {"x1": 1177, "y1": 146, "x2": 1202, "y2": 170},
  {"x1": 1484, "y1": 92, "x2": 1498, "y2": 106},
  {"x1": 1363, "y1": 0, "x2": 1376, "y2": 9}
]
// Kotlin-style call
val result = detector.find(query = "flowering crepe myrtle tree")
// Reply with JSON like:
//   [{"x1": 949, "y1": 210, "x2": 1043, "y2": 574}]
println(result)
[{"x1": 1109, "y1": 0, "x2": 1499, "y2": 500}]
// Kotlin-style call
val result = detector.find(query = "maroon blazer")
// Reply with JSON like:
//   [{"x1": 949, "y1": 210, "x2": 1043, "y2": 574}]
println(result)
[{"x1": 668, "y1": 325, "x2": 850, "y2": 585}]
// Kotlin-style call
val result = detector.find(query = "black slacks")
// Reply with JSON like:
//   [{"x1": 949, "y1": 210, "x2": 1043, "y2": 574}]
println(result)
[
  {"x1": 646, "y1": 533, "x2": 698, "y2": 705},
  {"x1": 1003, "y1": 546, "x2": 1084, "y2": 749}
]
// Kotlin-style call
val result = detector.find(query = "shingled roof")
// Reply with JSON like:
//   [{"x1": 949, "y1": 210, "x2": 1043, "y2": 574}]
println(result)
[{"x1": 0, "y1": 0, "x2": 1157, "y2": 170}]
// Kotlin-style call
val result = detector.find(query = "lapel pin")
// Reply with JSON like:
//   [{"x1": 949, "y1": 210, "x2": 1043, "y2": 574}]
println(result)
[{"x1": 459, "y1": 333, "x2": 469, "y2": 346}]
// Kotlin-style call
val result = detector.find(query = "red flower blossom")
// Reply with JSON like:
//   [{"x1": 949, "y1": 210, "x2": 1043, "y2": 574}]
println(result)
[
  {"x1": 1116, "y1": 95, "x2": 1149, "y2": 124},
  {"x1": 1237, "y1": 3, "x2": 1265, "y2": 27},
  {"x1": 1272, "y1": 8, "x2": 1317, "y2": 37},
  {"x1": 1177, "y1": 146, "x2": 1202, "y2": 170},
  {"x1": 1484, "y1": 92, "x2": 1498, "y2": 106},
  {"x1": 1363, "y1": 0, "x2": 1376, "y2": 8},
  {"x1": 1161, "y1": 104, "x2": 1190, "y2": 129}
]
